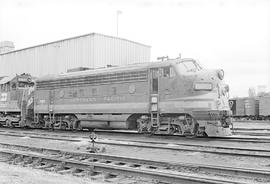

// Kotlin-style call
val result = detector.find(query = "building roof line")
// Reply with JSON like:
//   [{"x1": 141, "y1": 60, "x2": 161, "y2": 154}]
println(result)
[{"x1": 0, "y1": 32, "x2": 151, "y2": 56}]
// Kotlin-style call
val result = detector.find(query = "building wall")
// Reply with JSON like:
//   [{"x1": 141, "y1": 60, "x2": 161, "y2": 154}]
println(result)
[{"x1": 0, "y1": 33, "x2": 151, "y2": 77}]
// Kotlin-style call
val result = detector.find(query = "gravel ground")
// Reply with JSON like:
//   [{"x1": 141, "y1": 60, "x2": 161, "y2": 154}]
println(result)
[
  {"x1": 0, "y1": 162, "x2": 103, "y2": 184},
  {"x1": 0, "y1": 124, "x2": 270, "y2": 183}
]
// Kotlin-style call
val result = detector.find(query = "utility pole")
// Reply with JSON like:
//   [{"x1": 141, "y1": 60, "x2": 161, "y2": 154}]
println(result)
[{"x1": 116, "y1": 10, "x2": 122, "y2": 37}]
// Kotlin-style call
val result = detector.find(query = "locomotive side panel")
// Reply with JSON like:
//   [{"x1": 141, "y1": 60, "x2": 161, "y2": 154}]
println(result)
[
  {"x1": 0, "y1": 91, "x2": 21, "y2": 112},
  {"x1": 35, "y1": 89, "x2": 51, "y2": 113},
  {"x1": 0, "y1": 74, "x2": 35, "y2": 126},
  {"x1": 0, "y1": 79, "x2": 29, "y2": 113},
  {"x1": 35, "y1": 69, "x2": 151, "y2": 130},
  {"x1": 35, "y1": 81, "x2": 149, "y2": 114}
]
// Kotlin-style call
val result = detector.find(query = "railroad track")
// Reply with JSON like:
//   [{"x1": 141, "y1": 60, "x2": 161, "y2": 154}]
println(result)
[
  {"x1": 233, "y1": 128, "x2": 270, "y2": 131},
  {"x1": 0, "y1": 130, "x2": 270, "y2": 159},
  {"x1": 0, "y1": 142, "x2": 269, "y2": 184},
  {"x1": 233, "y1": 131, "x2": 270, "y2": 137},
  {"x1": 1, "y1": 127, "x2": 270, "y2": 144},
  {"x1": 233, "y1": 120, "x2": 270, "y2": 123}
]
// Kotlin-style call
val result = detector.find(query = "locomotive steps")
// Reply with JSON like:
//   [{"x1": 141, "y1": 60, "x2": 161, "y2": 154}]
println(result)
[{"x1": 0, "y1": 142, "x2": 269, "y2": 184}]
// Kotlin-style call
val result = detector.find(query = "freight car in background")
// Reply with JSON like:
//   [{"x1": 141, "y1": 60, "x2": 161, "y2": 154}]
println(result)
[
  {"x1": 229, "y1": 97, "x2": 270, "y2": 120},
  {"x1": 259, "y1": 96, "x2": 270, "y2": 120}
]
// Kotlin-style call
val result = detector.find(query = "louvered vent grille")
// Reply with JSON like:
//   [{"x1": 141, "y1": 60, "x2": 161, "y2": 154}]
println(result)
[{"x1": 37, "y1": 70, "x2": 148, "y2": 89}]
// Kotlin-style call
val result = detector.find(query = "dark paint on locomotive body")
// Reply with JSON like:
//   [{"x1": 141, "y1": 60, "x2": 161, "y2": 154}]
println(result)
[{"x1": 0, "y1": 74, "x2": 35, "y2": 127}]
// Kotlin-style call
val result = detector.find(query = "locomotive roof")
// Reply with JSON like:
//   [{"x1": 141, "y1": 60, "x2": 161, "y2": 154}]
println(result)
[
  {"x1": 37, "y1": 58, "x2": 196, "y2": 82},
  {"x1": 0, "y1": 75, "x2": 16, "y2": 85},
  {"x1": 0, "y1": 76, "x2": 7, "y2": 81},
  {"x1": 0, "y1": 74, "x2": 34, "y2": 85}
]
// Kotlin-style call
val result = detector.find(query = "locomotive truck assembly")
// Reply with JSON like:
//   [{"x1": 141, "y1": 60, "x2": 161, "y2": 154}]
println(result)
[{"x1": 0, "y1": 57, "x2": 232, "y2": 137}]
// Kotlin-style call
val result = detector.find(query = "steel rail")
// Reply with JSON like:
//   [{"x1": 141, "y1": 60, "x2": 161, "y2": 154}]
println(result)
[
  {"x1": 0, "y1": 142, "x2": 269, "y2": 183},
  {"x1": 0, "y1": 131, "x2": 270, "y2": 158},
  {"x1": 1, "y1": 127, "x2": 270, "y2": 143},
  {"x1": 233, "y1": 128, "x2": 270, "y2": 131}
]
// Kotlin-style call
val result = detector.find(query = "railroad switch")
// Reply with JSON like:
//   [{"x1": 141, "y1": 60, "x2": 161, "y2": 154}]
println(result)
[{"x1": 88, "y1": 131, "x2": 98, "y2": 153}]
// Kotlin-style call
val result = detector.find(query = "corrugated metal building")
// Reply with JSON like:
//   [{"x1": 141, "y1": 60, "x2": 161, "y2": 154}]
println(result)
[{"x1": 0, "y1": 33, "x2": 151, "y2": 77}]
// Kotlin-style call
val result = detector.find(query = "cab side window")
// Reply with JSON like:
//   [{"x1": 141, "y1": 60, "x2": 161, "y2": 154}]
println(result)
[
  {"x1": 162, "y1": 67, "x2": 175, "y2": 78},
  {"x1": 163, "y1": 67, "x2": 170, "y2": 77}
]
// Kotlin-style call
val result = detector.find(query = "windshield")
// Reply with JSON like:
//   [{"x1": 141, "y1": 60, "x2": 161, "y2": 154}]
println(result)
[
  {"x1": 18, "y1": 82, "x2": 34, "y2": 88},
  {"x1": 176, "y1": 61, "x2": 202, "y2": 73}
]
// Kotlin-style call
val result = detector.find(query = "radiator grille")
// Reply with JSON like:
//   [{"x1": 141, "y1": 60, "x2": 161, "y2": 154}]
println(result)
[{"x1": 37, "y1": 70, "x2": 148, "y2": 89}]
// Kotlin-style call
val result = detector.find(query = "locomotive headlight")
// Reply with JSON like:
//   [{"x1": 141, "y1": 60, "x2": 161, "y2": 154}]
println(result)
[
  {"x1": 217, "y1": 69, "x2": 224, "y2": 80},
  {"x1": 194, "y1": 82, "x2": 212, "y2": 91},
  {"x1": 224, "y1": 84, "x2": 229, "y2": 92}
]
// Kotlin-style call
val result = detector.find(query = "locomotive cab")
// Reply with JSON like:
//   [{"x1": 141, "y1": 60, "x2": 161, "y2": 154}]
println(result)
[{"x1": 171, "y1": 59, "x2": 232, "y2": 136}]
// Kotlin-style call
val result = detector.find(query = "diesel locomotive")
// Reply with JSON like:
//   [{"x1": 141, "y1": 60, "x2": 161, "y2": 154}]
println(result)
[{"x1": 0, "y1": 57, "x2": 232, "y2": 137}]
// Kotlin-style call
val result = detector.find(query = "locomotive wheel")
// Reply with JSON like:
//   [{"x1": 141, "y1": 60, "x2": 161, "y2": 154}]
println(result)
[
  {"x1": 202, "y1": 132, "x2": 208, "y2": 137},
  {"x1": 170, "y1": 124, "x2": 182, "y2": 135},
  {"x1": 137, "y1": 119, "x2": 151, "y2": 133},
  {"x1": 6, "y1": 119, "x2": 14, "y2": 128},
  {"x1": 77, "y1": 124, "x2": 82, "y2": 131},
  {"x1": 44, "y1": 121, "x2": 51, "y2": 129},
  {"x1": 60, "y1": 121, "x2": 67, "y2": 130},
  {"x1": 74, "y1": 121, "x2": 82, "y2": 131},
  {"x1": 137, "y1": 124, "x2": 143, "y2": 133},
  {"x1": 193, "y1": 123, "x2": 199, "y2": 136}
]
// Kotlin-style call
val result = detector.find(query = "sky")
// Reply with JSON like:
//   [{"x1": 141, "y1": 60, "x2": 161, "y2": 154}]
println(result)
[{"x1": 0, "y1": 0, "x2": 269, "y2": 97}]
